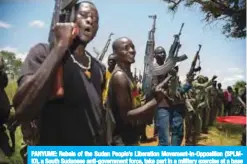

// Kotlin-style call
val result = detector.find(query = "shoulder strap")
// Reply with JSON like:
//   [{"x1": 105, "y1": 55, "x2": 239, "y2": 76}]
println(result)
[
  {"x1": 86, "y1": 50, "x2": 106, "y2": 84},
  {"x1": 78, "y1": 68, "x2": 107, "y2": 145}
]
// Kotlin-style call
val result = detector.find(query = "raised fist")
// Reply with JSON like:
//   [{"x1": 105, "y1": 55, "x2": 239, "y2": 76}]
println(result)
[{"x1": 53, "y1": 22, "x2": 79, "y2": 47}]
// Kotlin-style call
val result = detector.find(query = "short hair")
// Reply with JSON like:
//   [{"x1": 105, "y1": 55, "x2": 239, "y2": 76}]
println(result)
[
  {"x1": 227, "y1": 86, "x2": 232, "y2": 90},
  {"x1": 112, "y1": 37, "x2": 130, "y2": 52},
  {"x1": 70, "y1": 1, "x2": 97, "y2": 22},
  {"x1": 75, "y1": 1, "x2": 96, "y2": 12},
  {"x1": 112, "y1": 38, "x2": 123, "y2": 51},
  {"x1": 108, "y1": 53, "x2": 116, "y2": 60}
]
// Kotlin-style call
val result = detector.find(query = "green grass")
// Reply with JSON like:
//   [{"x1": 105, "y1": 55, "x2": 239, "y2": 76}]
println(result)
[
  {"x1": 1, "y1": 127, "x2": 24, "y2": 164},
  {"x1": 0, "y1": 81, "x2": 245, "y2": 163},
  {"x1": 197, "y1": 122, "x2": 243, "y2": 146}
]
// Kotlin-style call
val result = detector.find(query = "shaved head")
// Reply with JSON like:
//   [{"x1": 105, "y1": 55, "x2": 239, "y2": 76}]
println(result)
[
  {"x1": 112, "y1": 37, "x2": 136, "y2": 64},
  {"x1": 112, "y1": 37, "x2": 131, "y2": 51}
]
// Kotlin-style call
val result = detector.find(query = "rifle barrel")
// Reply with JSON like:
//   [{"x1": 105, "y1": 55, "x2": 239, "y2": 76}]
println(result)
[
  {"x1": 198, "y1": 44, "x2": 202, "y2": 52},
  {"x1": 179, "y1": 23, "x2": 184, "y2": 35}
]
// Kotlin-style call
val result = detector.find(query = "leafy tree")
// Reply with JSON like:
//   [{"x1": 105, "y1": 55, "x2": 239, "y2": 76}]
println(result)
[
  {"x1": 162, "y1": 0, "x2": 246, "y2": 39},
  {"x1": 0, "y1": 51, "x2": 23, "y2": 79},
  {"x1": 233, "y1": 80, "x2": 246, "y2": 92}
]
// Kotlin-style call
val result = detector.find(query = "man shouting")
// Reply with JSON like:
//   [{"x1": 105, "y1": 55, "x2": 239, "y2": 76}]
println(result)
[{"x1": 13, "y1": 1, "x2": 108, "y2": 146}]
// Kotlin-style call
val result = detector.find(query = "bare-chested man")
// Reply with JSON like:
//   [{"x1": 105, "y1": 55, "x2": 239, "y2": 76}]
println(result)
[
  {"x1": 107, "y1": 37, "x2": 165, "y2": 145},
  {"x1": 13, "y1": 1, "x2": 108, "y2": 146}
]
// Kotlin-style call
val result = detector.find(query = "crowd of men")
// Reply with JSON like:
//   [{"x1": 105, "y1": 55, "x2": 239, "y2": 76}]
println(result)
[{"x1": 0, "y1": 1, "x2": 246, "y2": 163}]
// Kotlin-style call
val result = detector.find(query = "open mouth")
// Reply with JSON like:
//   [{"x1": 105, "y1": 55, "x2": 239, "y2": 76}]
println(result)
[{"x1": 84, "y1": 28, "x2": 91, "y2": 35}]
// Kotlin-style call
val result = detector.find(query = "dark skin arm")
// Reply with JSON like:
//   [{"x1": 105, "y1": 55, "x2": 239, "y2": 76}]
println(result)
[
  {"x1": 13, "y1": 22, "x2": 77, "y2": 122},
  {"x1": 13, "y1": 44, "x2": 67, "y2": 122},
  {"x1": 112, "y1": 71, "x2": 159, "y2": 122}
]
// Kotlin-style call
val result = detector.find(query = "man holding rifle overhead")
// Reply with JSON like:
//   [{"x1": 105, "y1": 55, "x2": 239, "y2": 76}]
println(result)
[{"x1": 13, "y1": 1, "x2": 108, "y2": 146}]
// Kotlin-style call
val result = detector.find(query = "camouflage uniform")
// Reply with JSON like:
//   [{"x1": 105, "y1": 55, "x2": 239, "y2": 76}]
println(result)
[
  {"x1": 207, "y1": 85, "x2": 219, "y2": 126},
  {"x1": 184, "y1": 88, "x2": 197, "y2": 145},
  {"x1": 192, "y1": 76, "x2": 213, "y2": 135}
]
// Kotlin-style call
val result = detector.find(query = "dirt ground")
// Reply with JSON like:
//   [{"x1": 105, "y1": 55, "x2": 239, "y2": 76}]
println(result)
[
  {"x1": 139, "y1": 124, "x2": 242, "y2": 146},
  {"x1": 139, "y1": 125, "x2": 158, "y2": 146}
]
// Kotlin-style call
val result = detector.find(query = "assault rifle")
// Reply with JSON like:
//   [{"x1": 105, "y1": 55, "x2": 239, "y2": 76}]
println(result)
[
  {"x1": 151, "y1": 23, "x2": 187, "y2": 77},
  {"x1": 187, "y1": 44, "x2": 202, "y2": 78},
  {"x1": 48, "y1": 0, "x2": 79, "y2": 97},
  {"x1": 142, "y1": 14, "x2": 157, "y2": 98},
  {"x1": 48, "y1": 0, "x2": 79, "y2": 44},
  {"x1": 97, "y1": 33, "x2": 114, "y2": 61}
]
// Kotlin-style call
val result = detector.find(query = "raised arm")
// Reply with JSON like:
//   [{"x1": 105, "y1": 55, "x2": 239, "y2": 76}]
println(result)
[
  {"x1": 193, "y1": 76, "x2": 217, "y2": 89},
  {"x1": 13, "y1": 43, "x2": 67, "y2": 122},
  {"x1": 13, "y1": 23, "x2": 77, "y2": 122},
  {"x1": 193, "y1": 80, "x2": 212, "y2": 89}
]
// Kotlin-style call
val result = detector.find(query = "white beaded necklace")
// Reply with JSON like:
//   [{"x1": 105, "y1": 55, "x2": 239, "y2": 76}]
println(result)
[{"x1": 70, "y1": 51, "x2": 91, "y2": 70}]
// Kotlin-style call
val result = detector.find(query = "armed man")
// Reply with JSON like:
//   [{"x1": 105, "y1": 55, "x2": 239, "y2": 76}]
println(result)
[
  {"x1": 102, "y1": 53, "x2": 116, "y2": 105},
  {"x1": 183, "y1": 46, "x2": 202, "y2": 145},
  {"x1": 152, "y1": 23, "x2": 189, "y2": 146},
  {"x1": 207, "y1": 80, "x2": 219, "y2": 126},
  {"x1": 217, "y1": 83, "x2": 224, "y2": 117},
  {"x1": 193, "y1": 75, "x2": 217, "y2": 137},
  {"x1": 0, "y1": 56, "x2": 15, "y2": 158},
  {"x1": 153, "y1": 46, "x2": 166, "y2": 138},
  {"x1": 107, "y1": 37, "x2": 170, "y2": 146},
  {"x1": 153, "y1": 46, "x2": 173, "y2": 145},
  {"x1": 13, "y1": 1, "x2": 109, "y2": 146}
]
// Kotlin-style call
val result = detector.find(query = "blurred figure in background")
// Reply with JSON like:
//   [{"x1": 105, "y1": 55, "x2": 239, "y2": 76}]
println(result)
[{"x1": 224, "y1": 86, "x2": 233, "y2": 116}]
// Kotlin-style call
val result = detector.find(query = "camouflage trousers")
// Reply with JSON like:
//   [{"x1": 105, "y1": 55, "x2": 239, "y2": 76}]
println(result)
[
  {"x1": 185, "y1": 99, "x2": 197, "y2": 145},
  {"x1": 198, "y1": 101, "x2": 209, "y2": 132},
  {"x1": 186, "y1": 99, "x2": 204, "y2": 135},
  {"x1": 216, "y1": 102, "x2": 224, "y2": 117},
  {"x1": 208, "y1": 101, "x2": 218, "y2": 126}
]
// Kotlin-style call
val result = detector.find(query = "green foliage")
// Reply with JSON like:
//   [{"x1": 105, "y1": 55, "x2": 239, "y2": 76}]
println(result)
[
  {"x1": 5, "y1": 81, "x2": 18, "y2": 103},
  {"x1": 0, "y1": 51, "x2": 23, "y2": 80},
  {"x1": 233, "y1": 80, "x2": 246, "y2": 93},
  {"x1": 1, "y1": 127, "x2": 24, "y2": 164},
  {"x1": 163, "y1": 0, "x2": 246, "y2": 39}
]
